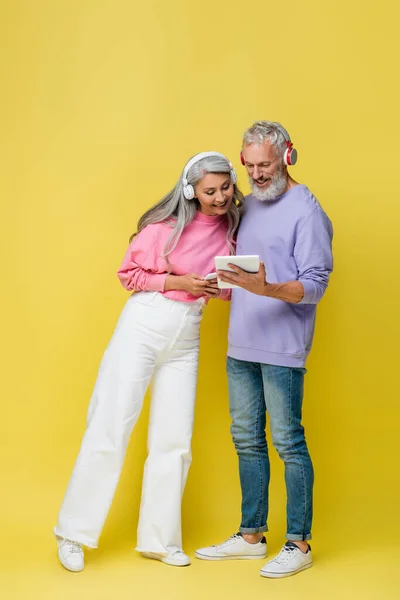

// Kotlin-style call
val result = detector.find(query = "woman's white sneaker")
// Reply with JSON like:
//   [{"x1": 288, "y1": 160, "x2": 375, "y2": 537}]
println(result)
[
  {"x1": 260, "y1": 541, "x2": 312, "y2": 578},
  {"x1": 141, "y1": 548, "x2": 191, "y2": 566},
  {"x1": 57, "y1": 537, "x2": 84, "y2": 572},
  {"x1": 195, "y1": 533, "x2": 267, "y2": 561}
]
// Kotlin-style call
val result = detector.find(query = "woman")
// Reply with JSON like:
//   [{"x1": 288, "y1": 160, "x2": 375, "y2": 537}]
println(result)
[{"x1": 54, "y1": 151, "x2": 244, "y2": 571}]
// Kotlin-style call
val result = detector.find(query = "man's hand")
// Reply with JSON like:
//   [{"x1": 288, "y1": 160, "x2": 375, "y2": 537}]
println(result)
[
  {"x1": 217, "y1": 263, "x2": 305, "y2": 303},
  {"x1": 217, "y1": 262, "x2": 267, "y2": 295}
]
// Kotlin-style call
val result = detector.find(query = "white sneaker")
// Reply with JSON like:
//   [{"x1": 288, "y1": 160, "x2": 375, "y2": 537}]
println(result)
[
  {"x1": 260, "y1": 541, "x2": 312, "y2": 578},
  {"x1": 195, "y1": 533, "x2": 267, "y2": 561},
  {"x1": 141, "y1": 548, "x2": 191, "y2": 567},
  {"x1": 57, "y1": 537, "x2": 84, "y2": 572}
]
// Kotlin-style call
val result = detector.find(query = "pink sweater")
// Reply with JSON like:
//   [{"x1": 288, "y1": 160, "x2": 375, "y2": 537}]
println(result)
[{"x1": 117, "y1": 211, "x2": 232, "y2": 303}]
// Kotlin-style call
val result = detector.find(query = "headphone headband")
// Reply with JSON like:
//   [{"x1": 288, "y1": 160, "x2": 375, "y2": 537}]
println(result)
[
  {"x1": 182, "y1": 151, "x2": 237, "y2": 200},
  {"x1": 272, "y1": 123, "x2": 297, "y2": 165},
  {"x1": 272, "y1": 122, "x2": 291, "y2": 143}
]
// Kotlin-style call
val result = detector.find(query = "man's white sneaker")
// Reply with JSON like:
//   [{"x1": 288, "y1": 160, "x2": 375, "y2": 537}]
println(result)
[
  {"x1": 57, "y1": 537, "x2": 84, "y2": 572},
  {"x1": 260, "y1": 541, "x2": 312, "y2": 578},
  {"x1": 195, "y1": 533, "x2": 267, "y2": 561},
  {"x1": 141, "y1": 548, "x2": 191, "y2": 567}
]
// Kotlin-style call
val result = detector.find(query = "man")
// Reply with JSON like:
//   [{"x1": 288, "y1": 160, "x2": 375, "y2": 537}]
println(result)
[{"x1": 195, "y1": 121, "x2": 333, "y2": 578}]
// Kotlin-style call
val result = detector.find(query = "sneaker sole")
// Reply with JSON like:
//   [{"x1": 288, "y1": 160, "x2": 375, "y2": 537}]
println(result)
[
  {"x1": 195, "y1": 552, "x2": 267, "y2": 561},
  {"x1": 260, "y1": 562, "x2": 312, "y2": 578},
  {"x1": 141, "y1": 552, "x2": 191, "y2": 567}
]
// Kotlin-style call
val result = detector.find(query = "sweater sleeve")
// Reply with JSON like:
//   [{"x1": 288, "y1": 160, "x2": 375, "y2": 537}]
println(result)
[
  {"x1": 219, "y1": 288, "x2": 232, "y2": 301},
  {"x1": 117, "y1": 226, "x2": 168, "y2": 292},
  {"x1": 295, "y1": 208, "x2": 333, "y2": 305}
]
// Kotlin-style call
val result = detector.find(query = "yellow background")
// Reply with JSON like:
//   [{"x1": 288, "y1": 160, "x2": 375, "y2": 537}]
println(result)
[{"x1": 1, "y1": 1, "x2": 399, "y2": 598}]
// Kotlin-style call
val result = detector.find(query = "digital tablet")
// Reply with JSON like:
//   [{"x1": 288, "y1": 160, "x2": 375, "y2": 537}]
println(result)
[{"x1": 214, "y1": 255, "x2": 260, "y2": 289}]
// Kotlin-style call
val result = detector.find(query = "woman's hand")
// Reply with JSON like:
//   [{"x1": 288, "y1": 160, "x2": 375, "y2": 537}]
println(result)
[
  {"x1": 165, "y1": 273, "x2": 208, "y2": 296},
  {"x1": 181, "y1": 274, "x2": 210, "y2": 296},
  {"x1": 204, "y1": 277, "x2": 221, "y2": 298}
]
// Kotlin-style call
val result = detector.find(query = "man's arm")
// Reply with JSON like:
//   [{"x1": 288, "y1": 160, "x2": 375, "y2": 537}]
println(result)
[
  {"x1": 295, "y1": 208, "x2": 333, "y2": 304},
  {"x1": 216, "y1": 263, "x2": 304, "y2": 303},
  {"x1": 217, "y1": 208, "x2": 333, "y2": 304},
  {"x1": 264, "y1": 279, "x2": 304, "y2": 303}
]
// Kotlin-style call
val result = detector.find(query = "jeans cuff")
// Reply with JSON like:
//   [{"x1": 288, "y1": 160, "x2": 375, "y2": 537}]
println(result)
[
  {"x1": 286, "y1": 532, "x2": 312, "y2": 541},
  {"x1": 239, "y1": 526, "x2": 268, "y2": 534}
]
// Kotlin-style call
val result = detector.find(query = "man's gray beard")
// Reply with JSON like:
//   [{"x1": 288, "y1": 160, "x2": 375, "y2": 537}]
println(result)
[{"x1": 249, "y1": 171, "x2": 288, "y2": 202}]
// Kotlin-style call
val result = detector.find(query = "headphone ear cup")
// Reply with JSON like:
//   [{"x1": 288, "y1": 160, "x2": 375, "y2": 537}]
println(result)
[
  {"x1": 288, "y1": 148, "x2": 298, "y2": 166},
  {"x1": 283, "y1": 147, "x2": 298, "y2": 166},
  {"x1": 230, "y1": 168, "x2": 237, "y2": 185},
  {"x1": 240, "y1": 151, "x2": 245, "y2": 166},
  {"x1": 283, "y1": 148, "x2": 289, "y2": 166},
  {"x1": 183, "y1": 184, "x2": 195, "y2": 200}
]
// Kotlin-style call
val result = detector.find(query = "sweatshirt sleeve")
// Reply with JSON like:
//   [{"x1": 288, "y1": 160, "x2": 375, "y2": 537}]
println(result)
[
  {"x1": 117, "y1": 226, "x2": 168, "y2": 292},
  {"x1": 219, "y1": 288, "x2": 232, "y2": 301},
  {"x1": 294, "y1": 208, "x2": 333, "y2": 305}
]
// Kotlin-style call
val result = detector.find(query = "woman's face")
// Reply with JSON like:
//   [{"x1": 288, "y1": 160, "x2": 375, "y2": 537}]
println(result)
[{"x1": 194, "y1": 173, "x2": 234, "y2": 216}]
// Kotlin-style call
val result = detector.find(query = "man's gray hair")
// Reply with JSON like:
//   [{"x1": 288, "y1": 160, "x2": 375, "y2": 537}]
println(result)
[{"x1": 242, "y1": 120, "x2": 288, "y2": 159}]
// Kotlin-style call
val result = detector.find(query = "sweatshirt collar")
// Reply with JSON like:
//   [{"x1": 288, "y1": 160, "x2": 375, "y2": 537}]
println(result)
[{"x1": 194, "y1": 210, "x2": 225, "y2": 224}]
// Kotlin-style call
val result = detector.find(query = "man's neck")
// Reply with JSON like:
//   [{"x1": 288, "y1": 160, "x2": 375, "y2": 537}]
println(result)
[{"x1": 285, "y1": 175, "x2": 299, "y2": 193}]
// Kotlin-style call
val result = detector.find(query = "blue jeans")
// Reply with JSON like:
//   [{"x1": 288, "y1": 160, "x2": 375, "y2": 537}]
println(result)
[{"x1": 227, "y1": 356, "x2": 313, "y2": 541}]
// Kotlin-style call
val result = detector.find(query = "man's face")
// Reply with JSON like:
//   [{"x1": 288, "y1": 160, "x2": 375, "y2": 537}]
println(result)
[{"x1": 242, "y1": 141, "x2": 287, "y2": 201}]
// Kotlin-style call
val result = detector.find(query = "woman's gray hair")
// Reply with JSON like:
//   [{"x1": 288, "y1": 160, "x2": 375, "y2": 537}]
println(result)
[
  {"x1": 243, "y1": 120, "x2": 288, "y2": 159},
  {"x1": 130, "y1": 154, "x2": 244, "y2": 263}
]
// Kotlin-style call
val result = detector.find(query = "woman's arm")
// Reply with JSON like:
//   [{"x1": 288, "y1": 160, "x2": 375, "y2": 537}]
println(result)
[
  {"x1": 117, "y1": 228, "x2": 167, "y2": 292},
  {"x1": 117, "y1": 226, "x2": 214, "y2": 296}
]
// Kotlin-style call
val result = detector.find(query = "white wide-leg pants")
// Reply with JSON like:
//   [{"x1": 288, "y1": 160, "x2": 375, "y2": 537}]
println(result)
[{"x1": 54, "y1": 292, "x2": 203, "y2": 554}]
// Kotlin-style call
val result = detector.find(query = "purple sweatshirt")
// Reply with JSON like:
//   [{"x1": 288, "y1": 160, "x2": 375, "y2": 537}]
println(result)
[{"x1": 228, "y1": 184, "x2": 333, "y2": 368}]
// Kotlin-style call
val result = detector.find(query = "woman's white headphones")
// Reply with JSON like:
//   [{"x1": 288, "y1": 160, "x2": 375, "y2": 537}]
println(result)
[{"x1": 182, "y1": 151, "x2": 237, "y2": 200}]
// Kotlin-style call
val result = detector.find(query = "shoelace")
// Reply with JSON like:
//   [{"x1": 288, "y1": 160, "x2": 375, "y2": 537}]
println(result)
[
  {"x1": 271, "y1": 544, "x2": 297, "y2": 565},
  {"x1": 218, "y1": 533, "x2": 242, "y2": 548},
  {"x1": 65, "y1": 540, "x2": 83, "y2": 554}
]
